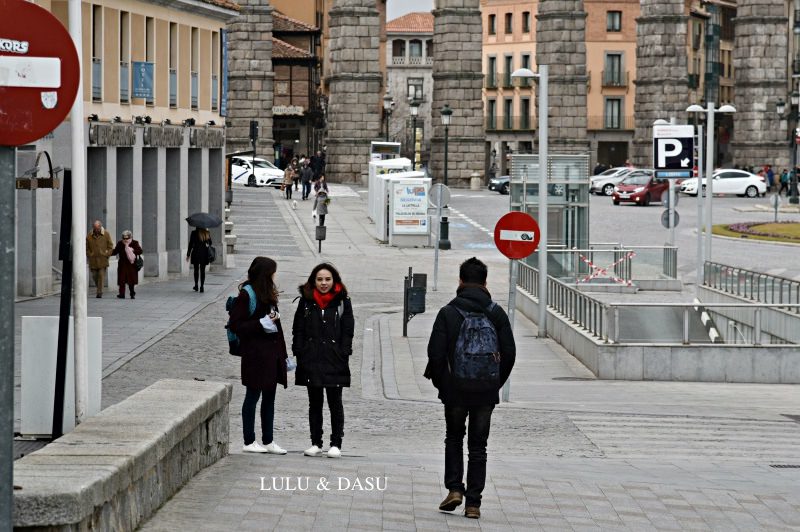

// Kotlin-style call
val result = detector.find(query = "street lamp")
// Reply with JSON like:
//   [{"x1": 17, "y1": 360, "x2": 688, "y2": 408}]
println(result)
[
  {"x1": 512, "y1": 65, "x2": 548, "y2": 340},
  {"x1": 438, "y1": 103, "x2": 452, "y2": 250},
  {"x1": 382, "y1": 91, "x2": 394, "y2": 142},
  {"x1": 776, "y1": 91, "x2": 800, "y2": 205},
  {"x1": 686, "y1": 102, "x2": 737, "y2": 265},
  {"x1": 409, "y1": 98, "x2": 420, "y2": 170}
]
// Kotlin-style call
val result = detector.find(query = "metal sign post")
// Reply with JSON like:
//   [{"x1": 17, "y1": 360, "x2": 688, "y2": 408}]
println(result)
[
  {"x1": 430, "y1": 183, "x2": 450, "y2": 292},
  {"x1": 695, "y1": 125, "x2": 704, "y2": 288},
  {"x1": 0, "y1": 146, "x2": 14, "y2": 527}
]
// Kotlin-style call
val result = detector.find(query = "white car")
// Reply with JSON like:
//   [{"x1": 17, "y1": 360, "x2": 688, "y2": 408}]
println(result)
[
  {"x1": 590, "y1": 167, "x2": 639, "y2": 196},
  {"x1": 680, "y1": 169, "x2": 766, "y2": 198},
  {"x1": 231, "y1": 157, "x2": 283, "y2": 187}
]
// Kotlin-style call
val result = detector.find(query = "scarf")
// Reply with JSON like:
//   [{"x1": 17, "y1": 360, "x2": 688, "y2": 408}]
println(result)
[
  {"x1": 313, "y1": 284, "x2": 341, "y2": 309},
  {"x1": 124, "y1": 240, "x2": 136, "y2": 264}
]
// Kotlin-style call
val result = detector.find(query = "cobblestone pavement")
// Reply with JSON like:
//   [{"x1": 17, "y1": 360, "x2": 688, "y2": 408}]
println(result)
[{"x1": 16, "y1": 184, "x2": 800, "y2": 529}]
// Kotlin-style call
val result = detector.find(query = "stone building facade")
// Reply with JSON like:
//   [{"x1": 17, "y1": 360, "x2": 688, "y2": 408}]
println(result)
[{"x1": 430, "y1": 0, "x2": 486, "y2": 188}]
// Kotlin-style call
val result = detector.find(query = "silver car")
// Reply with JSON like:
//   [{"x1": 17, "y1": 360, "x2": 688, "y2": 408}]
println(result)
[{"x1": 590, "y1": 167, "x2": 639, "y2": 196}]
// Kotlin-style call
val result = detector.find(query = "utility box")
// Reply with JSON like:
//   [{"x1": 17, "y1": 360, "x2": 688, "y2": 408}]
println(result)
[
  {"x1": 408, "y1": 286, "x2": 426, "y2": 314},
  {"x1": 315, "y1": 226, "x2": 327, "y2": 241}
]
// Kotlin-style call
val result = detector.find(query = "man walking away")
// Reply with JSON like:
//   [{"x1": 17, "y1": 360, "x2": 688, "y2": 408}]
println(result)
[
  {"x1": 86, "y1": 220, "x2": 114, "y2": 298},
  {"x1": 310, "y1": 150, "x2": 325, "y2": 180},
  {"x1": 300, "y1": 162, "x2": 314, "y2": 200},
  {"x1": 424, "y1": 257, "x2": 516, "y2": 519}
]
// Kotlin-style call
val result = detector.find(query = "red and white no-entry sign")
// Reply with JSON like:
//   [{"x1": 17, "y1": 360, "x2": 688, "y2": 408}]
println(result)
[
  {"x1": 493, "y1": 211, "x2": 540, "y2": 259},
  {"x1": 0, "y1": 0, "x2": 80, "y2": 146}
]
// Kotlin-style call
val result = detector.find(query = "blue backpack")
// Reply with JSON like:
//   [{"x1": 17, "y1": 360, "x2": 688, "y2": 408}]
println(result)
[
  {"x1": 225, "y1": 284, "x2": 257, "y2": 356},
  {"x1": 452, "y1": 303, "x2": 501, "y2": 392}
]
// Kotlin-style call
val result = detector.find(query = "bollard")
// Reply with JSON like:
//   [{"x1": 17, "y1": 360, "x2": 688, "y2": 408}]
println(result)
[
  {"x1": 402, "y1": 267, "x2": 427, "y2": 337},
  {"x1": 315, "y1": 225, "x2": 326, "y2": 253}
]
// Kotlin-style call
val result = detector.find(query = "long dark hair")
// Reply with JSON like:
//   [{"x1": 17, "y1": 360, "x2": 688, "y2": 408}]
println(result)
[
  {"x1": 299, "y1": 262, "x2": 348, "y2": 297},
  {"x1": 243, "y1": 257, "x2": 278, "y2": 306}
]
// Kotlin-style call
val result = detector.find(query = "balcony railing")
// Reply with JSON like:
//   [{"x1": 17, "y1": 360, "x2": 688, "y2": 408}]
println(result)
[
  {"x1": 392, "y1": 56, "x2": 406, "y2": 65},
  {"x1": 502, "y1": 71, "x2": 513, "y2": 88},
  {"x1": 485, "y1": 115, "x2": 535, "y2": 132},
  {"x1": 211, "y1": 74, "x2": 218, "y2": 111},
  {"x1": 485, "y1": 72, "x2": 497, "y2": 89},
  {"x1": 119, "y1": 61, "x2": 129, "y2": 103},
  {"x1": 425, "y1": 56, "x2": 433, "y2": 65},
  {"x1": 169, "y1": 68, "x2": 177, "y2": 108},
  {"x1": 601, "y1": 70, "x2": 628, "y2": 88},
  {"x1": 92, "y1": 58, "x2": 102, "y2": 101},
  {"x1": 587, "y1": 115, "x2": 634, "y2": 131},
  {"x1": 409, "y1": 55, "x2": 423, "y2": 65},
  {"x1": 190, "y1": 71, "x2": 198, "y2": 110}
]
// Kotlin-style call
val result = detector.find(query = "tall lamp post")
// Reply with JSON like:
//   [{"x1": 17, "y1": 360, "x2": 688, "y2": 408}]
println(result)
[
  {"x1": 383, "y1": 91, "x2": 394, "y2": 142},
  {"x1": 686, "y1": 102, "x2": 736, "y2": 265},
  {"x1": 776, "y1": 92, "x2": 800, "y2": 204},
  {"x1": 409, "y1": 98, "x2": 420, "y2": 170},
  {"x1": 438, "y1": 104, "x2": 452, "y2": 250},
  {"x1": 512, "y1": 65, "x2": 548, "y2": 338}
]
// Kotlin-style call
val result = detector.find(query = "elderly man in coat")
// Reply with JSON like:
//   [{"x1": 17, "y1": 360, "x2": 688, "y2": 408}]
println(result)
[{"x1": 86, "y1": 220, "x2": 114, "y2": 298}]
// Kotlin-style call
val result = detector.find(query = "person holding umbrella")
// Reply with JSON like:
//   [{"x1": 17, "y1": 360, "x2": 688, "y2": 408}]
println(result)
[{"x1": 186, "y1": 227, "x2": 213, "y2": 292}]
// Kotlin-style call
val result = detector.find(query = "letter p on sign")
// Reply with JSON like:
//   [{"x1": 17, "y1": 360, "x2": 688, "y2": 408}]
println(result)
[{"x1": 657, "y1": 139, "x2": 682, "y2": 168}]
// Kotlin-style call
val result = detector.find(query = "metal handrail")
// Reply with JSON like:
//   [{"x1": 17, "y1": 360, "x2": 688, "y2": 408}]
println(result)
[{"x1": 704, "y1": 261, "x2": 800, "y2": 312}]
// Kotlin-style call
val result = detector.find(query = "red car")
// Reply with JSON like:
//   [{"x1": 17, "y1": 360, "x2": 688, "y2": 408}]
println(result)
[{"x1": 612, "y1": 170, "x2": 669, "y2": 206}]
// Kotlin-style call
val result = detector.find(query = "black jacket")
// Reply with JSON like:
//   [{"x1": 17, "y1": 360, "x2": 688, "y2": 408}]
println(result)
[
  {"x1": 186, "y1": 230, "x2": 212, "y2": 265},
  {"x1": 291, "y1": 286, "x2": 355, "y2": 387},
  {"x1": 424, "y1": 285, "x2": 516, "y2": 406}
]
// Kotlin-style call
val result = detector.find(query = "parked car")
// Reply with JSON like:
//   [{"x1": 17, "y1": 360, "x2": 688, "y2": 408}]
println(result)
[
  {"x1": 488, "y1": 175, "x2": 510, "y2": 194},
  {"x1": 680, "y1": 169, "x2": 767, "y2": 198},
  {"x1": 590, "y1": 167, "x2": 639, "y2": 196},
  {"x1": 612, "y1": 170, "x2": 668, "y2": 206},
  {"x1": 231, "y1": 157, "x2": 283, "y2": 187}
]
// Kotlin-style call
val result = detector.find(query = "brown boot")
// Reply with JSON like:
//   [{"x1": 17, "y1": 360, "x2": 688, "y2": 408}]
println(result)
[
  {"x1": 464, "y1": 506, "x2": 480, "y2": 519},
  {"x1": 438, "y1": 490, "x2": 463, "y2": 511}
]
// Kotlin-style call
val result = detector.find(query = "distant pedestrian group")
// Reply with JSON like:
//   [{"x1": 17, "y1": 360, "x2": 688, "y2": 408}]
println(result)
[{"x1": 86, "y1": 220, "x2": 143, "y2": 300}]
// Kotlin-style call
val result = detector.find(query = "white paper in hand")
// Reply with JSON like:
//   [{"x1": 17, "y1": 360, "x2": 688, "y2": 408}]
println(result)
[{"x1": 259, "y1": 314, "x2": 278, "y2": 333}]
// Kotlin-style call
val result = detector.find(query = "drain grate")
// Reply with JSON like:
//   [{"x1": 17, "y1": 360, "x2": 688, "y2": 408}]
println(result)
[{"x1": 769, "y1": 464, "x2": 800, "y2": 469}]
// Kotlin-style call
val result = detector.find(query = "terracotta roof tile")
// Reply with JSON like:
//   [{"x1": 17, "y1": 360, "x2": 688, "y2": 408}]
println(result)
[
  {"x1": 200, "y1": 0, "x2": 240, "y2": 11},
  {"x1": 386, "y1": 12, "x2": 433, "y2": 33},
  {"x1": 272, "y1": 38, "x2": 314, "y2": 59},
  {"x1": 273, "y1": 11, "x2": 318, "y2": 32}
]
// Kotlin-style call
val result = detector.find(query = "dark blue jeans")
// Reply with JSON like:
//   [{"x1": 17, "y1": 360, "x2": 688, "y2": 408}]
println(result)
[
  {"x1": 302, "y1": 181, "x2": 312, "y2": 199},
  {"x1": 242, "y1": 386, "x2": 276, "y2": 446},
  {"x1": 308, "y1": 386, "x2": 344, "y2": 448},
  {"x1": 444, "y1": 404, "x2": 495, "y2": 507}
]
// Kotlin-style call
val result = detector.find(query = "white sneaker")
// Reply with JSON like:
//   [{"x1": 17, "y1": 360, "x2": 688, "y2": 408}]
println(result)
[
  {"x1": 264, "y1": 442, "x2": 287, "y2": 455},
  {"x1": 304, "y1": 445, "x2": 323, "y2": 457},
  {"x1": 243, "y1": 442, "x2": 268, "y2": 453},
  {"x1": 327, "y1": 446, "x2": 341, "y2": 458}
]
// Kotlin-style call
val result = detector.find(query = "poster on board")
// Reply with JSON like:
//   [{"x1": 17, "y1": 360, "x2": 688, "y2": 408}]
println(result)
[{"x1": 391, "y1": 180, "x2": 428, "y2": 235}]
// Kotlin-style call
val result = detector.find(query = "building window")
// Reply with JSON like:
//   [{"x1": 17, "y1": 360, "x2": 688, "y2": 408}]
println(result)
[
  {"x1": 92, "y1": 5, "x2": 102, "y2": 102},
  {"x1": 119, "y1": 11, "x2": 129, "y2": 103},
  {"x1": 409, "y1": 39, "x2": 422, "y2": 65},
  {"x1": 486, "y1": 56, "x2": 497, "y2": 88},
  {"x1": 487, "y1": 99, "x2": 496, "y2": 129},
  {"x1": 504, "y1": 98, "x2": 513, "y2": 129},
  {"x1": 407, "y1": 78, "x2": 423, "y2": 101},
  {"x1": 211, "y1": 32, "x2": 219, "y2": 112},
  {"x1": 145, "y1": 17, "x2": 155, "y2": 105},
  {"x1": 603, "y1": 53, "x2": 623, "y2": 86},
  {"x1": 504, "y1": 13, "x2": 513, "y2": 34},
  {"x1": 488, "y1": 14, "x2": 496, "y2": 35},
  {"x1": 169, "y1": 22, "x2": 178, "y2": 108},
  {"x1": 191, "y1": 27, "x2": 199, "y2": 110},
  {"x1": 521, "y1": 97, "x2": 530, "y2": 129},
  {"x1": 522, "y1": 11, "x2": 531, "y2": 33},
  {"x1": 503, "y1": 55, "x2": 513, "y2": 87},
  {"x1": 392, "y1": 39, "x2": 406, "y2": 65},
  {"x1": 426, "y1": 40, "x2": 433, "y2": 63},
  {"x1": 607, "y1": 11, "x2": 622, "y2": 32},
  {"x1": 604, "y1": 98, "x2": 622, "y2": 129}
]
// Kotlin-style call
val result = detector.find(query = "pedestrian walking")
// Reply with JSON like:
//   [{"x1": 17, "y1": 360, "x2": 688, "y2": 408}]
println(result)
[
  {"x1": 186, "y1": 227, "x2": 212, "y2": 293},
  {"x1": 291, "y1": 157, "x2": 301, "y2": 192},
  {"x1": 315, "y1": 187, "x2": 329, "y2": 227},
  {"x1": 292, "y1": 262, "x2": 354, "y2": 459},
  {"x1": 424, "y1": 257, "x2": 516, "y2": 519},
  {"x1": 283, "y1": 164, "x2": 295, "y2": 200},
  {"x1": 310, "y1": 150, "x2": 325, "y2": 180},
  {"x1": 779, "y1": 169, "x2": 790, "y2": 196},
  {"x1": 312, "y1": 175, "x2": 329, "y2": 221},
  {"x1": 86, "y1": 219, "x2": 114, "y2": 298},
  {"x1": 110, "y1": 230, "x2": 142, "y2": 299},
  {"x1": 300, "y1": 162, "x2": 314, "y2": 200},
  {"x1": 228, "y1": 257, "x2": 289, "y2": 455}
]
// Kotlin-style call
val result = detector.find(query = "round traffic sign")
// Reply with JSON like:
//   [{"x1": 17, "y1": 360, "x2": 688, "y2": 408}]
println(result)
[
  {"x1": 493, "y1": 211, "x2": 540, "y2": 259},
  {"x1": 0, "y1": 0, "x2": 80, "y2": 146},
  {"x1": 660, "y1": 209, "x2": 680, "y2": 229},
  {"x1": 430, "y1": 183, "x2": 450, "y2": 208},
  {"x1": 661, "y1": 191, "x2": 679, "y2": 210}
]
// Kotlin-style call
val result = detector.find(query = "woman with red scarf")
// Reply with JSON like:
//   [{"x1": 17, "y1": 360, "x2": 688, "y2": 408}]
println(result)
[{"x1": 292, "y1": 262, "x2": 354, "y2": 459}]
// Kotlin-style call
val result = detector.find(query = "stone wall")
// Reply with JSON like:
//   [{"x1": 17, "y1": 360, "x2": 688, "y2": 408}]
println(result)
[
  {"x1": 732, "y1": 1, "x2": 789, "y2": 169},
  {"x1": 632, "y1": 0, "x2": 689, "y2": 167},
  {"x1": 535, "y1": 0, "x2": 589, "y2": 155},
  {"x1": 226, "y1": 0, "x2": 275, "y2": 156},
  {"x1": 325, "y1": 0, "x2": 383, "y2": 184},
  {"x1": 430, "y1": 0, "x2": 485, "y2": 187}
]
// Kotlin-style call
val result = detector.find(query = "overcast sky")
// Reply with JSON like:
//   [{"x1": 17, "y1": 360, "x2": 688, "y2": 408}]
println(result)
[{"x1": 387, "y1": 0, "x2": 433, "y2": 20}]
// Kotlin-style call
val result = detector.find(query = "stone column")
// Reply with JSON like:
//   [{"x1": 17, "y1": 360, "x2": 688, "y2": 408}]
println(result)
[
  {"x1": 430, "y1": 0, "x2": 484, "y2": 187},
  {"x1": 535, "y1": 0, "x2": 589, "y2": 154},
  {"x1": 325, "y1": 0, "x2": 382, "y2": 184},
  {"x1": 632, "y1": 0, "x2": 689, "y2": 166},
  {"x1": 226, "y1": 0, "x2": 275, "y2": 156},
  {"x1": 732, "y1": 1, "x2": 788, "y2": 168}
]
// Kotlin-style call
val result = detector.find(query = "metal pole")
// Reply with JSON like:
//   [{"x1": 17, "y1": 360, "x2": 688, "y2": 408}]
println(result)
[
  {"x1": 53, "y1": 171, "x2": 74, "y2": 439},
  {"x1": 69, "y1": 0, "x2": 90, "y2": 425},
  {"x1": 402, "y1": 268, "x2": 410, "y2": 337},
  {"x1": 502, "y1": 259, "x2": 518, "y2": 402},
  {"x1": 385, "y1": 112, "x2": 389, "y2": 142},
  {"x1": 537, "y1": 65, "x2": 549, "y2": 338},
  {"x1": 704, "y1": 102, "x2": 715, "y2": 262},
  {"x1": 411, "y1": 115, "x2": 416, "y2": 171},
  {"x1": 790, "y1": 120, "x2": 798, "y2": 204},
  {"x1": 668, "y1": 180, "x2": 676, "y2": 246},
  {"x1": 0, "y1": 146, "x2": 15, "y2": 527},
  {"x1": 433, "y1": 202, "x2": 442, "y2": 291},
  {"x1": 438, "y1": 125, "x2": 450, "y2": 250},
  {"x1": 444, "y1": 124, "x2": 448, "y2": 186},
  {"x1": 696, "y1": 124, "x2": 705, "y2": 289}
]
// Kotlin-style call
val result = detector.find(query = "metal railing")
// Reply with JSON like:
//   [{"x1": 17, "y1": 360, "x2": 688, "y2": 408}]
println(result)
[
  {"x1": 704, "y1": 261, "x2": 800, "y2": 313},
  {"x1": 602, "y1": 70, "x2": 628, "y2": 87},
  {"x1": 92, "y1": 58, "x2": 102, "y2": 101},
  {"x1": 485, "y1": 72, "x2": 497, "y2": 89},
  {"x1": 120, "y1": 61, "x2": 129, "y2": 102},
  {"x1": 586, "y1": 115, "x2": 635, "y2": 131},
  {"x1": 485, "y1": 115, "x2": 535, "y2": 132}
]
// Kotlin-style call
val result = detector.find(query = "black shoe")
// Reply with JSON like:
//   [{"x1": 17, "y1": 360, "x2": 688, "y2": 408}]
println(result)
[
  {"x1": 117, "y1": 294, "x2": 124, "y2": 299},
  {"x1": 130, "y1": 295, "x2": 135, "y2": 299},
  {"x1": 439, "y1": 490, "x2": 463, "y2": 512},
  {"x1": 199, "y1": 287, "x2": 204, "y2": 293},
  {"x1": 193, "y1": 286, "x2": 198, "y2": 291}
]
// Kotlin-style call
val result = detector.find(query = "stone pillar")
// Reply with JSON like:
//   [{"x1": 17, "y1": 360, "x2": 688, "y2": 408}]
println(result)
[
  {"x1": 325, "y1": 0, "x2": 382, "y2": 184},
  {"x1": 226, "y1": 0, "x2": 275, "y2": 156},
  {"x1": 732, "y1": 2, "x2": 788, "y2": 168},
  {"x1": 535, "y1": 0, "x2": 590, "y2": 154},
  {"x1": 632, "y1": 0, "x2": 689, "y2": 166},
  {"x1": 431, "y1": 0, "x2": 484, "y2": 187}
]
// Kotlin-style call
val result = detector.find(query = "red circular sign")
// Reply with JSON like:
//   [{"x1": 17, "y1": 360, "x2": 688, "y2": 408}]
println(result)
[
  {"x1": 493, "y1": 211, "x2": 541, "y2": 259},
  {"x1": 0, "y1": 0, "x2": 80, "y2": 146}
]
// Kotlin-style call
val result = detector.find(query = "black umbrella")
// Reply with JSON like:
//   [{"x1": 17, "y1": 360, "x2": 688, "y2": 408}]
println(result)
[{"x1": 186, "y1": 212, "x2": 223, "y2": 229}]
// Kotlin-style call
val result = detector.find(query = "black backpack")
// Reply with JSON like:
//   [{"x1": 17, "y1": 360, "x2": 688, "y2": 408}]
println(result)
[
  {"x1": 225, "y1": 284, "x2": 257, "y2": 356},
  {"x1": 451, "y1": 302, "x2": 501, "y2": 392}
]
